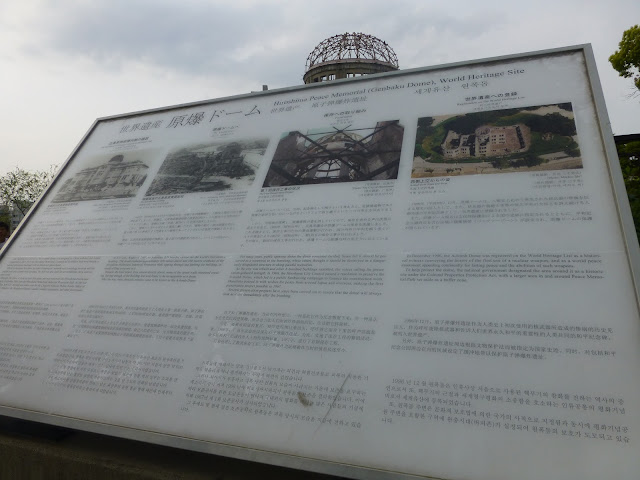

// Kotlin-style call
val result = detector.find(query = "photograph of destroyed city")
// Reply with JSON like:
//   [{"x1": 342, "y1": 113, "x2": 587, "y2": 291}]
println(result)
[
  {"x1": 412, "y1": 103, "x2": 582, "y2": 178},
  {"x1": 145, "y1": 138, "x2": 269, "y2": 196},
  {"x1": 52, "y1": 150, "x2": 155, "y2": 203},
  {"x1": 262, "y1": 120, "x2": 404, "y2": 187}
]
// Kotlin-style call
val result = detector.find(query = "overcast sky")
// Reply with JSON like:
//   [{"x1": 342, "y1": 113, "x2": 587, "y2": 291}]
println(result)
[{"x1": 1, "y1": 0, "x2": 639, "y2": 175}]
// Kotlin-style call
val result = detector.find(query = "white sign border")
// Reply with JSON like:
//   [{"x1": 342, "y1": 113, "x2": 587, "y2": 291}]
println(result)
[{"x1": 1, "y1": 44, "x2": 638, "y2": 480}]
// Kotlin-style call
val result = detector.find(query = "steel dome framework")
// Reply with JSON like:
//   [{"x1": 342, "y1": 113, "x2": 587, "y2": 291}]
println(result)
[{"x1": 303, "y1": 32, "x2": 399, "y2": 84}]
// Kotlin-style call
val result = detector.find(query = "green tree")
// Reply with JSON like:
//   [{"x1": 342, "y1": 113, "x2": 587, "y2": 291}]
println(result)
[
  {"x1": 491, "y1": 158, "x2": 510, "y2": 170},
  {"x1": 416, "y1": 116, "x2": 435, "y2": 139},
  {"x1": 609, "y1": 25, "x2": 640, "y2": 94},
  {"x1": 0, "y1": 207, "x2": 10, "y2": 227},
  {"x1": 616, "y1": 140, "x2": 640, "y2": 238},
  {"x1": 0, "y1": 166, "x2": 57, "y2": 218},
  {"x1": 523, "y1": 113, "x2": 577, "y2": 136}
]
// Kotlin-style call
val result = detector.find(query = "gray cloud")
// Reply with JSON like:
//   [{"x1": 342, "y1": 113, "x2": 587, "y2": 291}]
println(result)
[
  {"x1": 29, "y1": 1, "x2": 289, "y2": 75},
  {"x1": 25, "y1": 0, "x2": 497, "y2": 87}
]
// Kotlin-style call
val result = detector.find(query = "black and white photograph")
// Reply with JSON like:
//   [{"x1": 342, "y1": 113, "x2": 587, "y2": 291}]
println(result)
[
  {"x1": 262, "y1": 121, "x2": 404, "y2": 187},
  {"x1": 145, "y1": 138, "x2": 269, "y2": 196},
  {"x1": 53, "y1": 150, "x2": 154, "y2": 203}
]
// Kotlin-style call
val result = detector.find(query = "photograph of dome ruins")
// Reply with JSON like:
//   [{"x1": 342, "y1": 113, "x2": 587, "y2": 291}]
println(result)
[
  {"x1": 145, "y1": 138, "x2": 269, "y2": 196},
  {"x1": 262, "y1": 120, "x2": 404, "y2": 187},
  {"x1": 412, "y1": 103, "x2": 582, "y2": 178},
  {"x1": 53, "y1": 150, "x2": 154, "y2": 203}
]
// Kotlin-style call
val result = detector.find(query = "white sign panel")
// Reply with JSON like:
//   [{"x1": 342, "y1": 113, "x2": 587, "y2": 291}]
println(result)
[{"x1": 1, "y1": 46, "x2": 639, "y2": 480}]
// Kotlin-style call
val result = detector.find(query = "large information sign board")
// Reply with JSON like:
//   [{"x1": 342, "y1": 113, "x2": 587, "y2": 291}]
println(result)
[{"x1": 1, "y1": 45, "x2": 639, "y2": 480}]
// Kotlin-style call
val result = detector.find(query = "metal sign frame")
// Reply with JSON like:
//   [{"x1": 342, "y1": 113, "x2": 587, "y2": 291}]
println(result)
[{"x1": 1, "y1": 45, "x2": 639, "y2": 480}]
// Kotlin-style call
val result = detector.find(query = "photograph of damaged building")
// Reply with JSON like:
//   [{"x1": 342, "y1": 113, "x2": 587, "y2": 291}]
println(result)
[
  {"x1": 145, "y1": 138, "x2": 269, "y2": 196},
  {"x1": 53, "y1": 151, "x2": 152, "y2": 203},
  {"x1": 262, "y1": 120, "x2": 404, "y2": 187}
]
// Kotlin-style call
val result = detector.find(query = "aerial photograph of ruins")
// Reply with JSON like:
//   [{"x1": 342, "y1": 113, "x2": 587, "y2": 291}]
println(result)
[
  {"x1": 412, "y1": 103, "x2": 582, "y2": 178},
  {"x1": 53, "y1": 150, "x2": 154, "y2": 203},
  {"x1": 262, "y1": 120, "x2": 404, "y2": 187},
  {"x1": 145, "y1": 138, "x2": 269, "y2": 196}
]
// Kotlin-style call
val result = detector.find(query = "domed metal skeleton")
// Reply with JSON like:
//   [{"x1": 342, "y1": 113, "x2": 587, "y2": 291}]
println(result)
[{"x1": 303, "y1": 32, "x2": 399, "y2": 84}]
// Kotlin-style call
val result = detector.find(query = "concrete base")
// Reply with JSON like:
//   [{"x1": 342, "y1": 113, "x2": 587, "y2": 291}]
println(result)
[{"x1": 0, "y1": 417, "x2": 343, "y2": 480}]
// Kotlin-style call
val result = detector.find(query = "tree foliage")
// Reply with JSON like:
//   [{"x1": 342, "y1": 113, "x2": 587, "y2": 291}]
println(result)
[
  {"x1": 617, "y1": 140, "x2": 640, "y2": 239},
  {"x1": 0, "y1": 166, "x2": 57, "y2": 217},
  {"x1": 609, "y1": 25, "x2": 640, "y2": 93},
  {"x1": 416, "y1": 116, "x2": 435, "y2": 138},
  {"x1": 522, "y1": 113, "x2": 577, "y2": 136}
]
